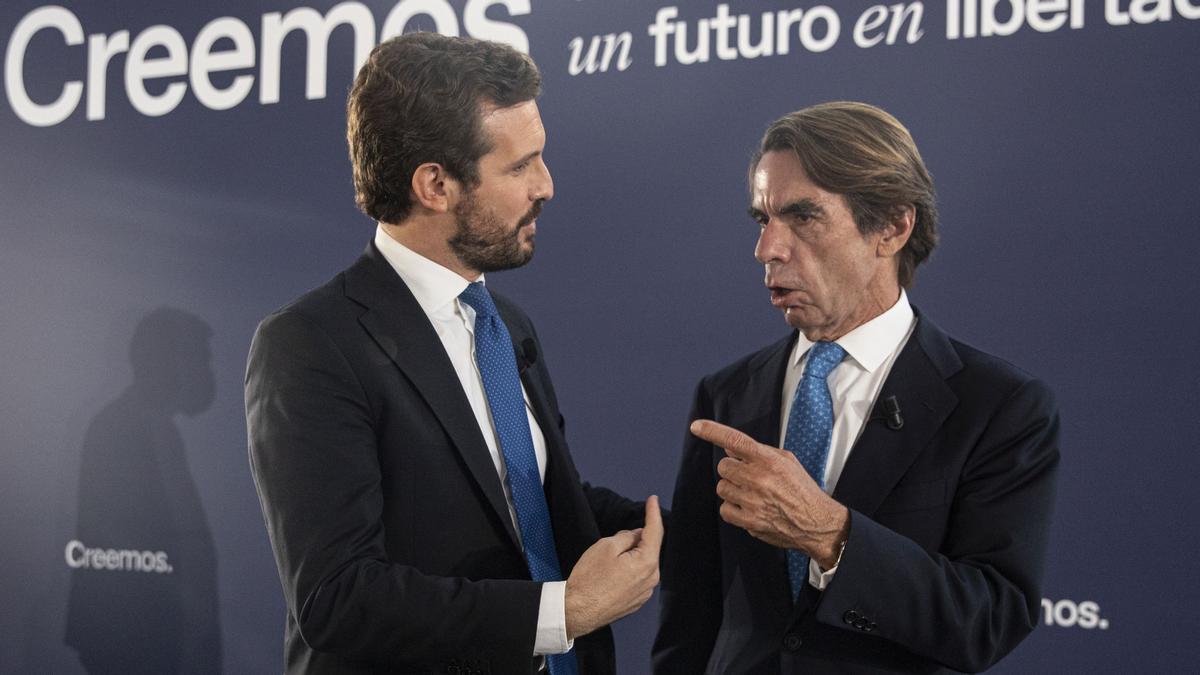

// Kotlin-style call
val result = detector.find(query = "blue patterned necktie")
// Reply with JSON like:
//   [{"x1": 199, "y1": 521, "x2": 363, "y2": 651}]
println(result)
[
  {"x1": 458, "y1": 282, "x2": 578, "y2": 675},
  {"x1": 782, "y1": 340, "x2": 847, "y2": 600}
]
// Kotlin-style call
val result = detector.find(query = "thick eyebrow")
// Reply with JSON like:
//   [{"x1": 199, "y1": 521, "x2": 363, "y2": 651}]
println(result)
[
  {"x1": 747, "y1": 198, "x2": 824, "y2": 223},
  {"x1": 777, "y1": 198, "x2": 824, "y2": 220},
  {"x1": 507, "y1": 150, "x2": 541, "y2": 171}
]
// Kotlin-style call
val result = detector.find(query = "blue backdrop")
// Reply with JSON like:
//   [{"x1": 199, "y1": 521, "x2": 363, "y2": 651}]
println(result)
[{"x1": 3, "y1": 1, "x2": 1198, "y2": 672}]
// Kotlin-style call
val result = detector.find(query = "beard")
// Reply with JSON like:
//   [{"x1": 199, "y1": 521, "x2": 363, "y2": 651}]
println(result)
[{"x1": 448, "y1": 192, "x2": 543, "y2": 274}]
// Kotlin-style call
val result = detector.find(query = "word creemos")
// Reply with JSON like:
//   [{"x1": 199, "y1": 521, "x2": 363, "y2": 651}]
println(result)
[
  {"x1": 5, "y1": 1, "x2": 531, "y2": 127},
  {"x1": 65, "y1": 540, "x2": 173, "y2": 574}
]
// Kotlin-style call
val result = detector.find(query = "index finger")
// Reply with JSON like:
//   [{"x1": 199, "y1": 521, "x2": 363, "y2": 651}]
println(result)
[
  {"x1": 638, "y1": 495, "x2": 663, "y2": 553},
  {"x1": 690, "y1": 419, "x2": 764, "y2": 461}
]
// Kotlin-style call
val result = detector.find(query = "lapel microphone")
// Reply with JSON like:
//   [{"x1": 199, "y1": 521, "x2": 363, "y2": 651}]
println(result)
[
  {"x1": 514, "y1": 338, "x2": 538, "y2": 374},
  {"x1": 883, "y1": 395, "x2": 904, "y2": 430}
]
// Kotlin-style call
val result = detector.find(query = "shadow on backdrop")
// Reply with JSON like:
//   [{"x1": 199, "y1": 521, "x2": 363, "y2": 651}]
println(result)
[{"x1": 65, "y1": 308, "x2": 222, "y2": 674}]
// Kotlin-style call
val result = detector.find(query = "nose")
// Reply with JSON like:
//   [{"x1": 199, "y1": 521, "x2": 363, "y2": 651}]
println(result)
[
  {"x1": 754, "y1": 219, "x2": 789, "y2": 265},
  {"x1": 533, "y1": 156, "x2": 553, "y2": 202}
]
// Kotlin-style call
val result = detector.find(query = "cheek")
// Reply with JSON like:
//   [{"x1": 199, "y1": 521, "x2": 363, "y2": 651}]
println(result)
[
  {"x1": 814, "y1": 266, "x2": 876, "y2": 320},
  {"x1": 796, "y1": 248, "x2": 835, "y2": 295},
  {"x1": 507, "y1": 195, "x2": 531, "y2": 220}
]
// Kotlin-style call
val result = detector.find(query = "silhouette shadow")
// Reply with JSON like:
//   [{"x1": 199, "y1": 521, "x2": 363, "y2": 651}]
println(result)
[{"x1": 65, "y1": 308, "x2": 222, "y2": 674}]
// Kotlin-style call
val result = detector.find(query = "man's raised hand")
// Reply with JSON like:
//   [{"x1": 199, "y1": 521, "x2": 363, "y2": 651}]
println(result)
[
  {"x1": 690, "y1": 420, "x2": 848, "y2": 567},
  {"x1": 564, "y1": 496, "x2": 662, "y2": 639}
]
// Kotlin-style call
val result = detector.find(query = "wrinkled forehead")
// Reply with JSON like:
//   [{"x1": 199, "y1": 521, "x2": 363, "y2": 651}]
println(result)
[{"x1": 751, "y1": 150, "x2": 826, "y2": 209}]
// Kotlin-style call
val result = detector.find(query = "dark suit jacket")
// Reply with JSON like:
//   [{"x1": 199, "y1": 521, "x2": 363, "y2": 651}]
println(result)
[
  {"x1": 246, "y1": 243, "x2": 641, "y2": 674},
  {"x1": 653, "y1": 310, "x2": 1059, "y2": 674}
]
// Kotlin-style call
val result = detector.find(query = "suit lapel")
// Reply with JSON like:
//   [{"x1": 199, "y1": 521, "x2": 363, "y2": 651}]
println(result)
[
  {"x1": 343, "y1": 244, "x2": 521, "y2": 550},
  {"x1": 731, "y1": 334, "x2": 798, "y2": 613},
  {"x1": 738, "y1": 333, "x2": 795, "y2": 446},
  {"x1": 499, "y1": 306, "x2": 596, "y2": 566},
  {"x1": 501, "y1": 314, "x2": 559, "y2": 459},
  {"x1": 832, "y1": 312, "x2": 961, "y2": 517}
]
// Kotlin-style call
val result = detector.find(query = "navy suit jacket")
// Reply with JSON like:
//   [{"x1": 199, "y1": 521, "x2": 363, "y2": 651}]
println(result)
[
  {"x1": 246, "y1": 243, "x2": 641, "y2": 674},
  {"x1": 653, "y1": 310, "x2": 1059, "y2": 674}
]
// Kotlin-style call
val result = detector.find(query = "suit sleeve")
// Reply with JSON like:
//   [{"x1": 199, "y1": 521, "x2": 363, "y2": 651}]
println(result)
[
  {"x1": 245, "y1": 309, "x2": 542, "y2": 670},
  {"x1": 651, "y1": 378, "x2": 723, "y2": 674},
  {"x1": 581, "y1": 484, "x2": 646, "y2": 535},
  {"x1": 814, "y1": 377, "x2": 1060, "y2": 672}
]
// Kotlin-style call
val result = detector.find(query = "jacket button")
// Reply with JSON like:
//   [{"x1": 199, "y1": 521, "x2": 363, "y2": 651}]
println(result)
[
  {"x1": 843, "y1": 610, "x2": 860, "y2": 625},
  {"x1": 783, "y1": 634, "x2": 802, "y2": 650},
  {"x1": 865, "y1": 621, "x2": 877, "y2": 632}
]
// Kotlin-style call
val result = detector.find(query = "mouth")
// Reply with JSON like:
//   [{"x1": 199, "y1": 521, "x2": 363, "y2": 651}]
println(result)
[
  {"x1": 518, "y1": 200, "x2": 544, "y2": 231},
  {"x1": 514, "y1": 216, "x2": 537, "y2": 249},
  {"x1": 768, "y1": 286, "x2": 804, "y2": 309}
]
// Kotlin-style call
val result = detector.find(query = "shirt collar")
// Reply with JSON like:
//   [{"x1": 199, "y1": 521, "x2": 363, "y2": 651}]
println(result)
[
  {"x1": 792, "y1": 290, "x2": 915, "y2": 374},
  {"x1": 373, "y1": 224, "x2": 484, "y2": 317}
]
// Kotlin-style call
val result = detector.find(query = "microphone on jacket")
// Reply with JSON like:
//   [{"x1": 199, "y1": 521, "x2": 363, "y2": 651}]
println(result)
[
  {"x1": 515, "y1": 338, "x2": 538, "y2": 374},
  {"x1": 883, "y1": 395, "x2": 904, "y2": 430}
]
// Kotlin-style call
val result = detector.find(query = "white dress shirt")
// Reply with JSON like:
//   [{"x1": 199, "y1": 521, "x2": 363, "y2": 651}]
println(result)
[
  {"x1": 777, "y1": 290, "x2": 916, "y2": 589},
  {"x1": 374, "y1": 226, "x2": 571, "y2": 655}
]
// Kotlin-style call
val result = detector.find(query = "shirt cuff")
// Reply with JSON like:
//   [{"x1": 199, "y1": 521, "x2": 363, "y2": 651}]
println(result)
[
  {"x1": 533, "y1": 581, "x2": 574, "y2": 655},
  {"x1": 809, "y1": 557, "x2": 839, "y2": 591}
]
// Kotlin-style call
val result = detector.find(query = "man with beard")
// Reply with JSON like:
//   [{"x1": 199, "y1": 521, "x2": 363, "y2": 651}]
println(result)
[{"x1": 245, "y1": 33, "x2": 660, "y2": 675}]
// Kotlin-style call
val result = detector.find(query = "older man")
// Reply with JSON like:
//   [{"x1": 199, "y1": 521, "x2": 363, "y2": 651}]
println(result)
[{"x1": 654, "y1": 102, "x2": 1059, "y2": 673}]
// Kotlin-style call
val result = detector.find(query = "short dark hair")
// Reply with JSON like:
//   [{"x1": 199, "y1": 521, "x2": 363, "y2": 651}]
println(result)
[
  {"x1": 750, "y1": 101, "x2": 939, "y2": 288},
  {"x1": 347, "y1": 32, "x2": 541, "y2": 224}
]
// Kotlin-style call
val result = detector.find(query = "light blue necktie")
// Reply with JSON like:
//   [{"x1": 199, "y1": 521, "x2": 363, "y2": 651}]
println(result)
[
  {"x1": 782, "y1": 340, "x2": 846, "y2": 600},
  {"x1": 458, "y1": 282, "x2": 578, "y2": 675}
]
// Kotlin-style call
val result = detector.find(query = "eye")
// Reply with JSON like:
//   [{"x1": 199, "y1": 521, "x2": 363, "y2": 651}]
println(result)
[
  {"x1": 786, "y1": 208, "x2": 822, "y2": 229},
  {"x1": 778, "y1": 201, "x2": 821, "y2": 226}
]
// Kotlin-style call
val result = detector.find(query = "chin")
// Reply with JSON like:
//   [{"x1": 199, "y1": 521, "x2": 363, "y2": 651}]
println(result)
[
  {"x1": 783, "y1": 307, "x2": 812, "y2": 328},
  {"x1": 513, "y1": 246, "x2": 535, "y2": 268},
  {"x1": 784, "y1": 309, "x2": 829, "y2": 336}
]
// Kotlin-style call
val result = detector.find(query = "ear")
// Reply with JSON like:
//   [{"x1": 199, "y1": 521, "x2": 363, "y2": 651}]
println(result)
[
  {"x1": 410, "y1": 162, "x2": 459, "y2": 214},
  {"x1": 877, "y1": 205, "x2": 915, "y2": 258}
]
